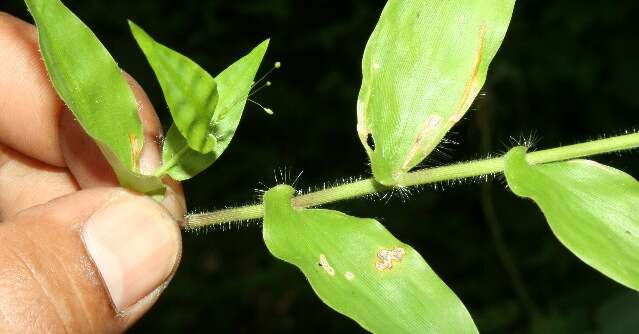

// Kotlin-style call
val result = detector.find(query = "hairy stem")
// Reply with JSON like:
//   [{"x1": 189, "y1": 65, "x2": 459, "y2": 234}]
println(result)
[{"x1": 185, "y1": 132, "x2": 639, "y2": 229}]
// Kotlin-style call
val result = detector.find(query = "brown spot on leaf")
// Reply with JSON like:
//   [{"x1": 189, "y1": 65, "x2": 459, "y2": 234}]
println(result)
[
  {"x1": 319, "y1": 254, "x2": 335, "y2": 276},
  {"x1": 375, "y1": 247, "x2": 406, "y2": 271},
  {"x1": 129, "y1": 133, "x2": 142, "y2": 170},
  {"x1": 401, "y1": 115, "x2": 443, "y2": 169},
  {"x1": 402, "y1": 26, "x2": 488, "y2": 170},
  {"x1": 450, "y1": 25, "x2": 487, "y2": 122}
]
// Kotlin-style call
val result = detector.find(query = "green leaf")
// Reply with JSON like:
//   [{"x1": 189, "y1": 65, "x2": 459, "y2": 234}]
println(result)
[
  {"x1": 357, "y1": 0, "x2": 515, "y2": 185},
  {"x1": 263, "y1": 185, "x2": 478, "y2": 333},
  {"x1": 157, "y1": 125, "x2": 216, "y2": 181},
  {"x1": 213, "y1": 40, "x2": 269, "y2": 135},
  {"x1": 129, "y1": 21, "x2": 219, "y2": 153},
  {"x1": 504, "y1": 146, "x2": 639, "y2": 291},
  {"x1": 25, "y1": 0, "x2": 163, "y2": 194},
  {"x1": 133, "y1": 32, "x2": 270, "y2": 181},
  {"x1": 103, "y1": 148, "x2": 165, "y2": 197}
]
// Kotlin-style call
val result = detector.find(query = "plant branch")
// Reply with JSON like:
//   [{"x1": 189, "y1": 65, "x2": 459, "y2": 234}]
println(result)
[{"x1": 185, "y1": 132, "x2": 639, "y2": 229}]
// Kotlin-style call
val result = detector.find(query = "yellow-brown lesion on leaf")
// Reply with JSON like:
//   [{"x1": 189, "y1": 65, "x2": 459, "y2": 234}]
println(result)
[
  {"x1": 356, "y1": 56, "x2": 379, "y2": 154},
  {"x1": 129, "y1": 133, "x2": 142, "y2": 171},
  {"x1": 449, "y1": 24, "x2": 487, "y2": 124},
  {"x1": 357, "y1": 97, "x2": 373, "y2": 153},
  {"x1": 401, "y1": 25, "x2": 488, "y2": 171},
  {"x1": 319, "y1": 254, "x2": 336, "y2": 276},
  {"x1": 401, "y1": 115, "x2": 443, "y2": 169},
  {"x1": 375, "y1": 247, "x2": 406, "y2": 271}
]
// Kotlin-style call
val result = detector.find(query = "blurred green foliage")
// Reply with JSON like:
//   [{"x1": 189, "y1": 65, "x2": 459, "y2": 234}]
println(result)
[{"x1": 3, "y1": 0, "x2": 639, "y2": 332}]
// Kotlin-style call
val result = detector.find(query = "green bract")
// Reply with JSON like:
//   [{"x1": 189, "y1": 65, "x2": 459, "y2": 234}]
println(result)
[
  {"x1": 158, "y1": 125, "x2": 216, "y2": 181},
  {"x1": 158, "y1": 37, "x2": 268, "y2": 180},
  {"x1": 130, "y1": 23, "x2": 269, "y2": 180},
  {"x1": 25, "y1": 0, "x2": 164, "y2": 195},
  {"x1": 130, "y1": 22, "x2": 219, "y2": 153},
  {"x1": 263, "y1": 185, "x2": 478, "y2": 333},
  {"x1": 357, "y1": 0, "x2": 515, "y2": 185},
  {"x1": 505, "y1": 147, "x2": 639, "y2": 291}
]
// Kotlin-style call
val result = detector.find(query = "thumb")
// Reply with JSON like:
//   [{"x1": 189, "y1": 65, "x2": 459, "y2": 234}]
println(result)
[{"x1": 0, "y1": 187, "x2": 181, "y2": 333}]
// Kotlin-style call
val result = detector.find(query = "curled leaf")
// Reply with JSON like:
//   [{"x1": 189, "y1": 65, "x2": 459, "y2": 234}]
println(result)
[
  {"x1": 504, "y1": 146, "x2": 639, "y2": 291},
  {"x1": 130, "y1": 21, "x2": 219, "y2": 153},
  {"x1": 158, "y1": 40, "x2": 269, "y2": 180},
  {"x1": 263, "y1": 185, "x2": 478, "y2": 333},
  {"x1": 25, "y1": 0, "x2": 163, "y2": 194},
  {"x1": 130, "y1": 22, "x2": 269, "y2": 180},
  {"x1": 357, "y1": 0, "x2": 515, "y2": 185}
]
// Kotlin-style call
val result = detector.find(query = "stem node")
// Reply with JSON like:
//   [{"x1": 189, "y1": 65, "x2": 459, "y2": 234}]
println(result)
[{"x1": 185, "y1": 132, "x2": 639, "y2": 230}]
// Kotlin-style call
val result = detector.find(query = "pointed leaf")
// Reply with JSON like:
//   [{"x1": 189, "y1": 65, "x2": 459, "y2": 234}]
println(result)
[
  {"x1": 357, "y1": 0, "x2": 515, "y2": 185},
  {"x1": 213, "y1": 39, "x2": 269, "y2": 134},
  {"x1": 263, "y1": 185, "x2": 478, "y2": 333},
  {"x1": 25, "y1": 0, "x2": 143, "y2": 170},
  {"x1": 504, "y1": 147, "x2": 639, "y2": 291},
  {"x1": 25, "y1": 0, "x2": 163, "y2": 194},
  {"x1": 130, "y1": 21, "x2": 219, "y2": 153},
  {"x1": 147, "y1": 39, "x2": 269, "y2": 180}
]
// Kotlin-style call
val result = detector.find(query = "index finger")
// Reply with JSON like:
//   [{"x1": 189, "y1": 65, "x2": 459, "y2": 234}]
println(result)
[{"x1": 0, "y1": 12, "x2": 66, "y2": 166}]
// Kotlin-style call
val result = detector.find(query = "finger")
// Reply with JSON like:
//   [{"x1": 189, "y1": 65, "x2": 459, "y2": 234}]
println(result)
[
  {"x1": 59, "y1": 74, "x2": 163, "y2": 188},
  {"x1": 0, "y1": 12, "x2": 66, "y2": 167},
  {"x1": 0, "y1": 144, "x2": 78, "y2": 220},
  {"x1": 0, "y1": 12, "x2": 186, "y2": 219},
  {"x1": 0, "y1": 12, "x2": 163, "y2": 173},
  {"x1": 59, "y1": 75, "x2": 187, "y2": 220},
  {"x1": 0, "y1": 187, "x2": 182, "y2": 332}
]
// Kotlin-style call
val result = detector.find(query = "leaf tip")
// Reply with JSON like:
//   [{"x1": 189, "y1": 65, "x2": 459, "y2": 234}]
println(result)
[
  {"x1": 127, "y1": 19, "x2": 139, "y2": 32},
  {"x1": 128, "y1": 20, "x2": 151, "y2": 45}
]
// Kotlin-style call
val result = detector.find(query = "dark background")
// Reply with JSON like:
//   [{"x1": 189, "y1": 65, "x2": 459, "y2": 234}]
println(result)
[{"x1": 3, "y1": 0, "x2": 639, "y2": 332}]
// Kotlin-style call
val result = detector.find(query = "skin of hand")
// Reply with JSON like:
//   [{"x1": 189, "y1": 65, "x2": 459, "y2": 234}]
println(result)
[{"x1": 0, "y1": 12, "x2": 186, "y2": 333}]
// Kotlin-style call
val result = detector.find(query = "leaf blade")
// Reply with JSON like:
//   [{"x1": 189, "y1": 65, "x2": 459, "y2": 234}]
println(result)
[
  {"x1": 153, "y1": 39, "x2": 270, "y2": 180},
  {"x1": 504, "y1": 147, "x2": 639, "y2": 291},
  {"x1": 130, "y1": 21, "x2": 219, "y2": 153},
  {"x1": 25, "y1": 0, "x2": 164, "y2": 194},
  {"x1": 358, "y1": 0, "x2": 515, "y2": 185},
  {"x1": 263, "y1": 185, "x2": 478, "y2": 333},
  {"x1": 214, "y1": 40, "x2": 269, "y2": 126},
  {"x1": 159, "y1": 125, "x2": 216, "y2": 181},
  {"x1": 26, "y1": 0, "x2": 143, "y2": 170}
]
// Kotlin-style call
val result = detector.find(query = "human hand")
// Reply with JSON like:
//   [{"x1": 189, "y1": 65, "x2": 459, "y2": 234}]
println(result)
[{"x1": 0, "y1": 12, "x2": 185, "y2": 333}]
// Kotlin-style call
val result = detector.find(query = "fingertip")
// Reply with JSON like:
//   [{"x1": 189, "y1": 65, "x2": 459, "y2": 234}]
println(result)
[
  {"x1": 0, "y1": 187, "x2": 183, "y2": 332},
  {"x1": 82, "y1": 190, "x2": 182, "y2": 312},
  {"x1": 161, "y1": 177, "x2": 187, "y2": 222}
]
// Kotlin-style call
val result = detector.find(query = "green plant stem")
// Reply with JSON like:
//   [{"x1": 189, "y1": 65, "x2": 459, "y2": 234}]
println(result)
[{"x1": 185, "y1": 132, "x2": 639, "y2": 229}]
